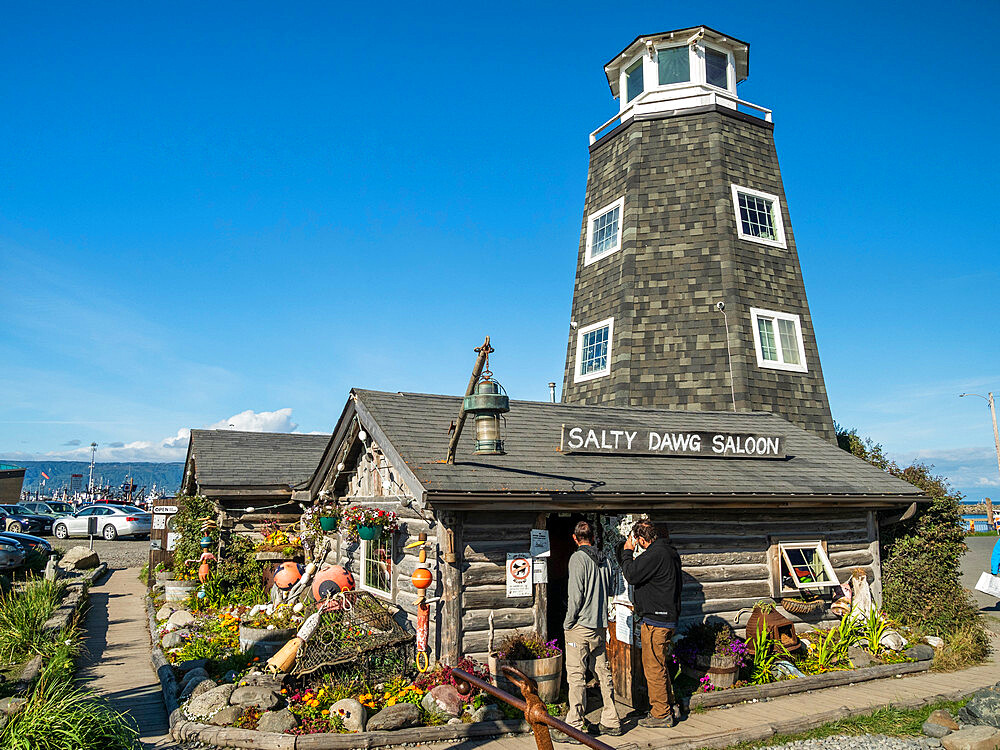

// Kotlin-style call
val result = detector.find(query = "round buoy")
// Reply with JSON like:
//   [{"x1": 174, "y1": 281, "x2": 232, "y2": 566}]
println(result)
[
  {"x1": 411, "y1": 567, "x2": 432, "y2": 590},
  {"x1": 273, "y1": 562, "x2": 304, "y2": 590},
  {"x1": 312, "y1": 565, "x2": 355, "y2": 600}
]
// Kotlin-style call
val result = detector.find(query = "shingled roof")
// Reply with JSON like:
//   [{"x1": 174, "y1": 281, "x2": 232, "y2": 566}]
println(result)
[
  {"x1": 185, "y1": 429, "x2": 330, "y2": 489},
  {"x1": 340, "y1": 390, "x2": 923, "y2": 505}
]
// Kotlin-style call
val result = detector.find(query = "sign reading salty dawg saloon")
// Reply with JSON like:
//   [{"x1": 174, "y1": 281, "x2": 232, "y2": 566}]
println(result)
[{"x1": 561, "y1": 425, "x2": 785, "y2": 459}]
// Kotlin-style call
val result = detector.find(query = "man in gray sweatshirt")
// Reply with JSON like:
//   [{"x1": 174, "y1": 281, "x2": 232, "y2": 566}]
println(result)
[{"x1": 552, "y1": 520, "x2": 621, "y2": 743}]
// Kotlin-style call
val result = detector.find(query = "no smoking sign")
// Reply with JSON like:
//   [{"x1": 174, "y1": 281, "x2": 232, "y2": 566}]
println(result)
[{"x1": 506, "y1": 552, "x2": 532, "y2": 597}]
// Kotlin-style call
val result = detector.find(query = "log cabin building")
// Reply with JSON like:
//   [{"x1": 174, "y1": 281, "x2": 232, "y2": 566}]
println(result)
[{"x1": 289, "y1": 24, "x2": 923, "y2": 705}]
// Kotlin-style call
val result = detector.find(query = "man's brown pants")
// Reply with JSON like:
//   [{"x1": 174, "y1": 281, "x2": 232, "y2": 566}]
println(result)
[{"x1": 640, "y1": 623, "x2": 676, "y2": 719}]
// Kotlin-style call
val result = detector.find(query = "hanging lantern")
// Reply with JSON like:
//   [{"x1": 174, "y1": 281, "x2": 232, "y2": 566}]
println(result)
[{"x1": 463, "y1": 378, "x2": 509, "y2": 455}]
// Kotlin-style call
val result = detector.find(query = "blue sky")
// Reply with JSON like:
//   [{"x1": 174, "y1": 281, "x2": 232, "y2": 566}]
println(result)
[{"x1": 2, "y1": 2, "x2": 998, "y2": 500}]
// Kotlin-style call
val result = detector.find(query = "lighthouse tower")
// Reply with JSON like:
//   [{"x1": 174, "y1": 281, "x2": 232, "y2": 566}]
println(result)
[{"x1": 561, "y1": 26, "x2": 836, "y2": 441}]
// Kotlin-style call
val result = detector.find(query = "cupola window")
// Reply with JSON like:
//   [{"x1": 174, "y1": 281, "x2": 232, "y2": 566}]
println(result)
[
  {"x1": 625, "y1": 58, "x2": 644, "y2": 102},
  {"x1": 705, "y1": 46, "x2": 729, "y2": 89},
  {"x1": 750, "y1": 308, "x2": 807, "y2": 373},
  {"x1": 574, "y1": 317, "x2": 614, "y2": 382},
  {"x1": 731, "y1": 185, "x2": 787, "y2": 248},
  {"x1": 657, "y1": 46, "x2": 689, "y2": 85}
]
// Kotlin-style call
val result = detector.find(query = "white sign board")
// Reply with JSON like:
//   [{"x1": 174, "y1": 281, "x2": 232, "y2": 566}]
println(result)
[
  {"x1": 530, "y1": 529, "x2": 550, "y2": 558},
  {"x1": 506, "y1": 553, "x2": 532, "y2": 597},
  {"x1": 532, "y1": 557, "x2": 548, "y2": 584},
  {"x1": 152, "y1": 515, "x2": 166, "y2": 530},
  {"x1": 166, "y1": 532, "x2": 180, "y2": 552},
  {"x1": 614, "y1": 603, "x2": 633, "y2": 645},
  {"x1": 976, "y1": 572, "x2": 1000, "y2": 598},
  {"x1": 154, "y1": 505, "x2": 178, "y2": 515}
]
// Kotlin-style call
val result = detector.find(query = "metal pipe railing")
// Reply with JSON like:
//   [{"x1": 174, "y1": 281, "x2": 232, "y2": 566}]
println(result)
[{"x1": 451, "y1": 666, "x2": 616, "y2": 750}]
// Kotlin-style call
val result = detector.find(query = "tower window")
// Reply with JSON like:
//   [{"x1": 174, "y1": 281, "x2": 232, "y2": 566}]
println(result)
[
  {"x1": 731, "y1": 185, "x2": 787, "y2": 248},
  {"x1": 574, "y1": 318, "x2": 614, "y2": 382},
  {"x1": 705, "y1": 47, "x2": 729, "y2": 89},
  {"x1": 584, "y1": 197, "x2": 625, "y2": 265},
  {"x1": 625, "y1": 58, "x2": 644, "y2": 102},
  {"x1": 657, "y1": 46, "x2": 689, "y2": 85},
  {"x1": 750, "y1": 308, "x2": 808, "y2": 373}
]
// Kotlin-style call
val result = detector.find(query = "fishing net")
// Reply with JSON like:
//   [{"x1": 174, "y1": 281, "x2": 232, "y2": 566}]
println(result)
[{"x1": 293, "y1": 590, "x2": 415, "y2": 682}]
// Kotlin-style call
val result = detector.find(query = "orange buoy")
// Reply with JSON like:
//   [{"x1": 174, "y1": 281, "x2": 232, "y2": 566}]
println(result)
[
  {"x1": 411, "y1": 567, "x2": 432, "y2": 590},
  {"x1": 273, "y1": 562, "x2": 304, "y2": 590},
  {"x1": 311, "y1": 565, "x2": 356, "y2": 600}
]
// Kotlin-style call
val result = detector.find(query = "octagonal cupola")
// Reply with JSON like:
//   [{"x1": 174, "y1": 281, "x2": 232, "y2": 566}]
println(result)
[{"x1": 595, "y1": 25, "x2": 768, "y2": 142}]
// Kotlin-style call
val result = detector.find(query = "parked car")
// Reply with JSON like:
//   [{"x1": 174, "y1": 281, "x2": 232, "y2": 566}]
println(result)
[
  {"x1": 52, "y1": 504, "x2": 152, "y2": 541},
  {"x1": 21, "y1": 500, "x2": 75, "y2": 518},
  {"x1": 0, "y1": 505, "x2": 53, "y2": 535},
  {"x1": 0, "y1": 530, "x2": 53, "y2": 556},
  {"x1": 0, "y1": 537, "x2": 25, "y2": 570}
]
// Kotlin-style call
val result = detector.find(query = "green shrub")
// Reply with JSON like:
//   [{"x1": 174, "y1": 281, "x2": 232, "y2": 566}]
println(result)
[
  {"x1": 0, "y1": 579, "x2": 65, "y2": 663},
  {"x1": 0, "y1": 678, "x2": 138, "y2": 750}
]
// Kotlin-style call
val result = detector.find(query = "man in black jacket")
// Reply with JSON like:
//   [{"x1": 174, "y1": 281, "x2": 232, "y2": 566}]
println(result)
[{"x1": 619, "y1": 519, "x2": 682, "y2": 728}]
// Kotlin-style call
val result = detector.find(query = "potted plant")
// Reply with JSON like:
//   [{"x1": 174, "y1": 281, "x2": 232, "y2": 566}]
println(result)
[
  {"x1": 255, "y1": 520, "x2": 305, "y2": 561},
  {"x1": 489, "y1": 631, "x2": 563, "y2": 703},
  {"x1": 238, "y1": 604, "x2": 305, "y2": 659},
  {"x1": 164, "y1": 562, "x2": 201, "y2": 602},
  {"x1": 343, "y1": 505, "x2": 399, "y2": 542},
  {"x1": 674, "y1": 621, "x2": 748, "y2": 690},
  {"x1": 317, "y1": 502, "x2": 339, "y2": 532}
]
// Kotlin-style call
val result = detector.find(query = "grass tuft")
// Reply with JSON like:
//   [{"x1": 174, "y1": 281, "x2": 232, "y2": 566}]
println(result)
[{"x1": 0, "y1": 578, "x2": 65, "y2": 663}]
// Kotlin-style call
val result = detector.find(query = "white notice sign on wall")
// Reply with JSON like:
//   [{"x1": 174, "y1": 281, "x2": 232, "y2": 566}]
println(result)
[
  {"x1": 530, "y1": 530, "x2": 550, "y2": 558},
  {"x1": 153, "y1": 515, "x2": 166, "y2": 530},
  {"x1": 506, "y1": 553, "x2": 532, "y2": 597},
  {"x1": 166, "y1": 532, "x2": 180, "y2": 552},
  {"x1": 614, "y1": 603, "x2": 633, "y2": 645},
  {"x1": 532, "y1": 557, "x2": 548, "y2": 584}
]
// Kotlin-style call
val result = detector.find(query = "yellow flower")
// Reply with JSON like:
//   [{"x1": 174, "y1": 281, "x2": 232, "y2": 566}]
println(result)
[{"x1": 322, "y1": 709, "x2": 329, "y2": 716}]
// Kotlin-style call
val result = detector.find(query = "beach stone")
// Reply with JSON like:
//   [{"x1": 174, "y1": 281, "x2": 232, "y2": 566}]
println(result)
[
  {"x1": 847, "y1": 646, "x2": 876, "y2": 669},
  {"x1": 929, "y1": 710, "x2": 961, "y2": 731},
  {"x1": 156, "y1": 604, "x2": 176, "y2": 621},
  {"x1": 961, "y1": 688, "x2": 1000, "y2": 728},
  {"x1": 176, "y1": 658, "x2": 207, "y2": 674},
  {"x1": 230, "y1": 685, "x2": 281, "y2": 710},
  {"x1": 237, "y1": 671, "x2": 284, "y2": 690},
  {"x1": 925, "y1": 720, "x2": 955, "y2": 738},
  {"x1": 926, "y1": 636, "x2": 946, "y2": 649},
  {"x1": 906, "y1": 644, "x2": 936, "y2": 661},
  {"x1": 58, "y1": 546, "x2": 99, "y2": 570},
  {"x1": 367, "y1": 702, "x2": 420, "y2": 731},
  {"x1": 331, "y1": 698, "x2": 367, "y2": 732},
  {"x1": 161, "y1": 631, "x2": 183, "y2": 649},
  {"x1": 942, "y1": 726, "x2": 1000, "y2": 750},
  {"x1": 471, "y1": 705, "x2": 503, "y2": 722},
  {"x1": 167, "y1": 610, "x2": 196, "y2": 628},
  {"x1": 186, "y1": 684, "x2": 235, "y2": 718},
  {"x1": 880, "y1": 629, "x2": 907, "y2": 651},
  {"x1": 207, "y1": 705, "x2": 243, "y2": 726},
  {"x1": 189, "y1": 679, "x2": 217, "y2": 700},
  {"x1": 421, "y1": 684, "x2": 464, "y2": 719},
  {"x1": 179, "y1": 667, "x2": 210, "y2": 692},
  {"x1": 257, "y1": 708, "x2": 298, "y2": 733}
]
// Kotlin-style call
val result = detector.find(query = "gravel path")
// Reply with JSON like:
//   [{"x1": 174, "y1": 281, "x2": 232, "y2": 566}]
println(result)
[
  {"x1": 763, "y1": 735, "x2": 935, "y2": 749},
  {"x1": 52, "y1": 538, "x2": 149, "y2": 569}
]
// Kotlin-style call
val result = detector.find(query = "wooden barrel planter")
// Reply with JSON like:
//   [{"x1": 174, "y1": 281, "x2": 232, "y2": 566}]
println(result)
[
  {"x1": 239, "y1": 626, "x2": 297, "y2": 659},
  {"x1": 164, "y1": 579, "x2": 198, "y2": 602},
  {"x1": 488, "y1": 653, "x2": 563, "y2": 704},
  {"x1": 701, "y1": 654, "x2": 738, "y2": 689}
]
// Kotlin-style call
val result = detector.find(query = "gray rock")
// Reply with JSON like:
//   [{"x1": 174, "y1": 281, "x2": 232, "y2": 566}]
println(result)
[
  {"x1": 186, "y1": 684, "x2": 235, "y2": 719},
  {"x1": 331, "y1": 698, "x2": 367, "y2": 732},
  {"x1": 366, "y1": 702, "x2": 421, "y2": 731},
  {"x1": 471, "y1": 705, "x2": 504, "y2": 723},
  {"x1": 420, "y1": 684, "x2": 464, "y2": 719},
  {"x1": 923, "y1": 721, "x2": 953, "y2": 739},
  {"x1": 179, "y1": 667, "x2": 210, "y2": 694},
  {"x1": 0, "y1": 697, "x2": 26, "y2": 714},
  {"x1": 155, "y1": 604, "x2": 176, "y2": 621},
  {"x1": 941, "y1": 725, "x2": 1000, "y2": 750},
  {"x1": 448, "y1": 717, "x2": 463, "y2": 725},
  {"x1": 925, "y1": 636, "x2": 946, "y2": 649},
  {"x1": 176, "y1": 658, "x2": 208, "y2": 674},
  {"x1": 230, "y1": 685, "x2": 282, "y2": 710},
  {"x1": 257, "y1": 708, "x2": 298, "y2": 734},
  {"x1": 207, "y1": 705, "x2": 243, "y2": 726},
  {"x1": 57, "y1": 546, "x2": 99, "y2": 570},
  {"x1": 190, "y1": 679, "x2": 217, "y2": 700},
  {"x1": 161, "y1": 631, "x2": 183, "y2": 649},
  {"x1": 847, "y1": 646, "x2": 876, "y2": 669},
  {"x1": 906, "y1": 644, "x2": 936, "y2": 661},
  {"x1": 960, "y1": 687, "x2": 1000, "y2": 729},
  {"x1": 167, "y1": 610, "x2": 196, "y2": 628},
  {"x1": 237, "y1": 671, "x2": 284, "y2": 690},
  {"x1": 928, "y1": 710, "x2": 961, "y2": 731}
]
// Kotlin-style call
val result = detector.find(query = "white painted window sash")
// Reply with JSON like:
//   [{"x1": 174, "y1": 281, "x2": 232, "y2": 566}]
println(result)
[
  {"x1": 749, "y1": 307, "x2": 808, "y2": 373},
  {"x1": 731, "y1": 184, "x2": 787, "y2": 249},
  {"x1": 574, "y1": 317, "x2": 615, "y2": 383},
  {"x1": 584, "y1": 196, "x2": 625, "y2": 266},
  {"x1": 778, "y1": 541, "x2": 839, "y2": 590}
]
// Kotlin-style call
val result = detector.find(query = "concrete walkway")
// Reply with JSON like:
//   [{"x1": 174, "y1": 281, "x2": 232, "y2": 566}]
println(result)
[
  {"x1": 76, "y1": 567, "x2": 175, "y2": 750},
  {"x1": 426, "y1": 637, "x2": 1000, "y2": 750}
]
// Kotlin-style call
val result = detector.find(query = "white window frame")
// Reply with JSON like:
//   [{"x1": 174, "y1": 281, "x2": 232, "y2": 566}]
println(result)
[
  {"x1": 654, "y1": 43, "x2": 693, "y2": 88},
  {"x1": 574, "y1": 317, "x2": 614, "y2": 383},
  {"x1": 584, "y1": 197, "x2": 625, "y2": 266},
  {"x1": 777, "y1": 540, "x2": 839, "y2": 593},
  {"x1": 701, "y1": 42, "x2": 734, "y2": 93},
  {"x1": 749, "y1": 307, "x2": 808, "y2": 373},
  {"x1": 731, "y1": 184, "x2": 787, "y2": 248},
  {"x1": 360, "y1": 533, "x2": 394, "y2": 599}
]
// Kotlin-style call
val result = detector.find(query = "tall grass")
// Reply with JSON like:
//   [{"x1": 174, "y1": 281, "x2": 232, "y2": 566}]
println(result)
[
  {"x1": 0, "y1": 678, "x2": 139, "y2": 750},
  {"x1": 0, "y1": 578, "x2": 65, "y2": 663}
]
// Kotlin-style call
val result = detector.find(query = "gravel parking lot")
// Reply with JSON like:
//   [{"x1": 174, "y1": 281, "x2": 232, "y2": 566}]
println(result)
[{"x1": 51, "y1": 537, "x2": 149, "y2": 570}]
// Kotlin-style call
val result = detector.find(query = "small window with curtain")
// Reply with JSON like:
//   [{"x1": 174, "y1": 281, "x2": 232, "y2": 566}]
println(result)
[
  {"x1": 574, "y1": 318, "x2": 614, "y2": 382},
  {"x1": 705, "y1": 46, "x2": 729, "y2": 89},
  {"x1": 657, "y1": 46, "x2": 690, "y2": 85},
  {"x1": 730, "y1": 184, "x2": 787, "y2": 248},
  {"x1": 750, "y1": 308, "x2": 808, "y2": 373},
  {"x1": 625, "y1": 58, "x2": 644, "y2": 102},
  {"x1": 362, "y1": 534, "x2": 393, "y2": 596}
]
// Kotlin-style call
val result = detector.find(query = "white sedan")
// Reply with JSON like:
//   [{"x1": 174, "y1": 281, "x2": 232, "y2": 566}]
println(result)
[{"x1": 53, "y1": 505, "x2": 152, "y2": 541}]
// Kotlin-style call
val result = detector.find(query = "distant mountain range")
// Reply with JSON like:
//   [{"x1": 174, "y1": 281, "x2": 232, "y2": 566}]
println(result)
[{"x1": 9, "y1": 461, "x2": 183, "y2": 494}]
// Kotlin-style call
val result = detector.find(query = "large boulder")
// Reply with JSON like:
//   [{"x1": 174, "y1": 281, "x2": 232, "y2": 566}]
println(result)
[
  {"x1": 331, "y1": 698, "x2": 367, "y2": 732},
  {"x1": 367, "y1": 702, "x2": 420, "y2": 731},
  {"x1": 57, "y1": 546, "x2": 99, "y2": 571},
  {"x1": 257, "y1": 709, "x2": 299, "y2": 734},
  {"x1": 167, "y1": 610, "x2": 196, "y2": 629},
  {"x1": 230, "y1": 685, "x2": 282, "y2": 710},
  {"x1": 207, "y1": 705, "x2": 243, "y2": 726},
  {"x1": 421, "y1": 685, "x2": 464, "y2": 719},
  {"x1": 942, "y1": 725, "x2": 1000, "y2": 750},
  {"x1": 186, "y1": 684, "x2": 235, "y2": 719},
  {"x1": 961, "y1": 687, "x2": 1000, "y2": 729}
]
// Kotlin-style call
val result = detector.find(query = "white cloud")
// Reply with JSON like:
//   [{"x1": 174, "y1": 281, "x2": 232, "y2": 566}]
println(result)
[
  {"x1": 1, "y1": 408, "x2": 304, "y2": 463},
  {"x1": 892, "y1": 445, "x2": 1000, "y2": 495}
]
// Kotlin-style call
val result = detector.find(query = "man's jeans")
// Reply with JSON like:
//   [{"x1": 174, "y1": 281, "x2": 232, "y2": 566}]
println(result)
[
  {"x1": 640, "y1": 623, "x2": 676, "y2": 719},
  {"x1": 564, "y1": 625, "x2": 620, "y2": 730}
]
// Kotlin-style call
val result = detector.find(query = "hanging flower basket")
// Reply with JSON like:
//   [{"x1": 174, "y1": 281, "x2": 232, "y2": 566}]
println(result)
[
  {"x1": 343, "y1": 506, "x2": 399, "y2": 542},
  {"x1": 319, "y1": 516, "x2": 338, "y2": 532}
]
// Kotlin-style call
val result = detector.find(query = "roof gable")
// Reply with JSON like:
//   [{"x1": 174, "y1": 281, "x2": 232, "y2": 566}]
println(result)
[{"x1": 186, "y1": 429, "x2": 330, "y2": 489}]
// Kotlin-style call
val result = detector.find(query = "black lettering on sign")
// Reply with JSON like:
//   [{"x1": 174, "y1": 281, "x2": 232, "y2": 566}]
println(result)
[{"x1": 562, "y1": 426, "x2": 785, "y2": 459}]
